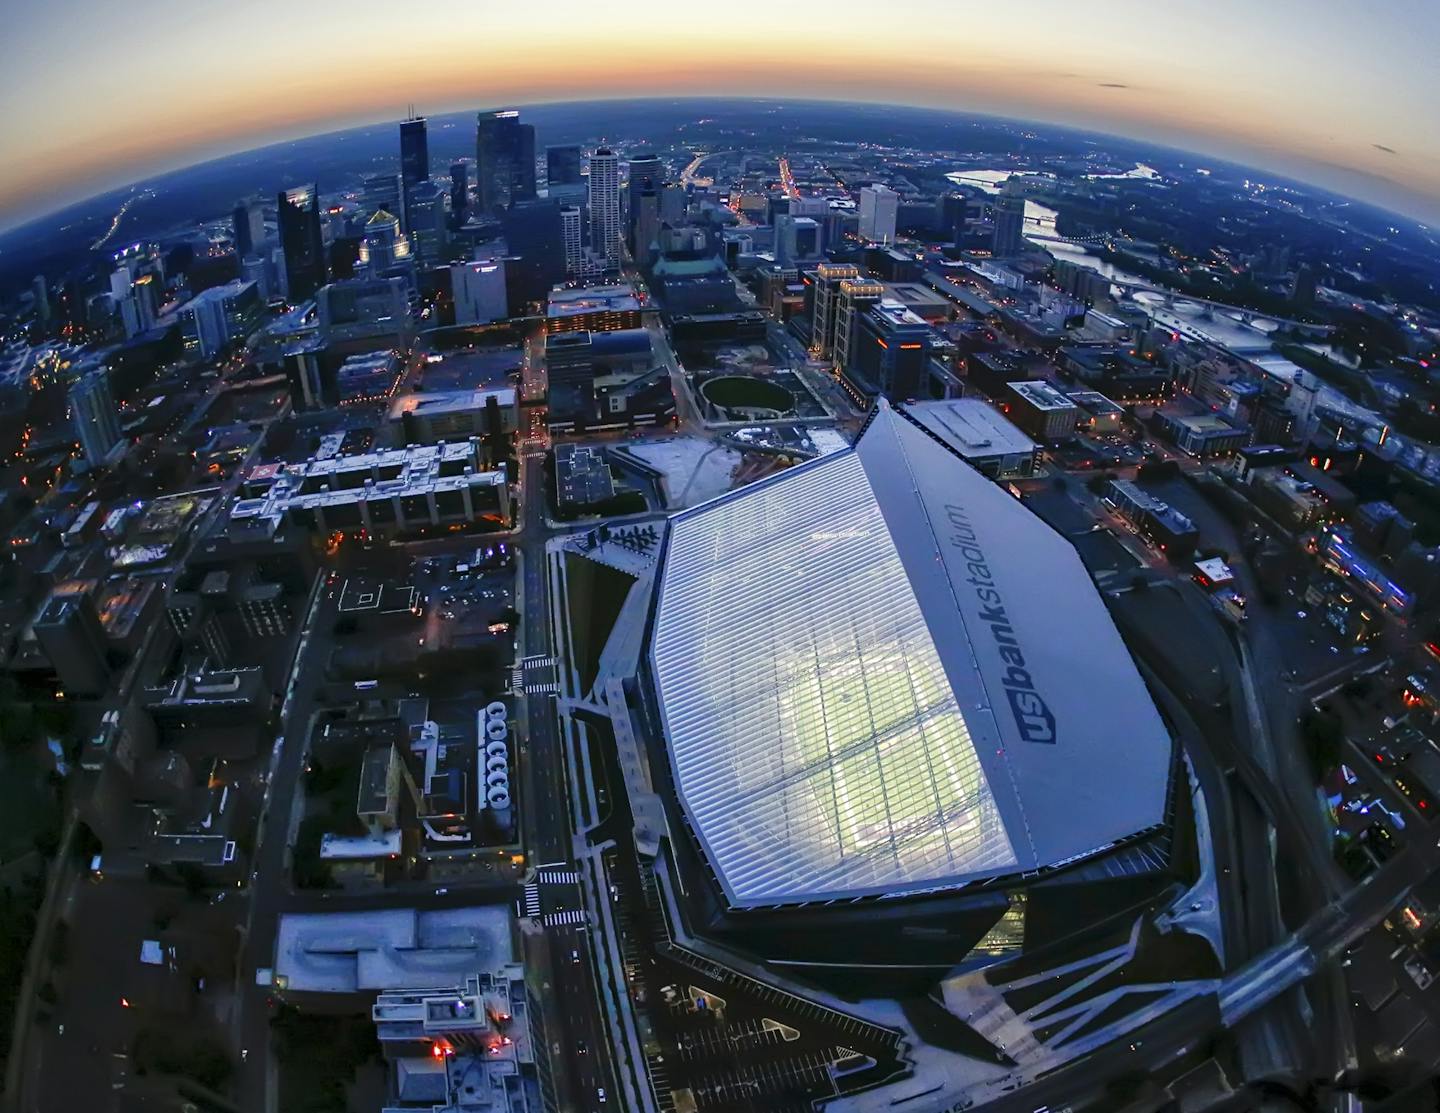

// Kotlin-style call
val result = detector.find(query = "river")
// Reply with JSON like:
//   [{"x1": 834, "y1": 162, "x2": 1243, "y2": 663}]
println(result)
[{"x1": 943, "y1": 165, "x2": 1382, "y2": 430}]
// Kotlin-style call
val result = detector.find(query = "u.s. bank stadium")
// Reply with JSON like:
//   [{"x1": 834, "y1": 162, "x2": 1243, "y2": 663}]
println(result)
[{"x1": 609, "y1": 400, "x2": 1190, "y2": 998}]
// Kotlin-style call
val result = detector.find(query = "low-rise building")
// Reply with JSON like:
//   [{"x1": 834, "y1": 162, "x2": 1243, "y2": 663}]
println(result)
[
  {"x1": 1108, "y1": 478, "x2": 1200, "y2": 561},
  {"x1": 389, "y1": 387, "x2": 519, "y2": 445},
  {"x1": 904, "y1": 398, "x2": 1038, "y2": 480},
  {"x1": 1005, "y1": 380, "x2": 1080, "y2": 441},
  {"x1": 554, "y1": 443, "x2": 616, "y2": 509},
  {"x1": 1154, "y1": 411, "x2": 1250, "y2": 458},
  {"x1": 230, "y1": 439, "x2": 510, "y2": 538},
  {"x1": 545, "y1": 283, "x2": 642, "y2": 333},
  {"x1": 1068, "y1": 389, "x2": 1126, "y2": 435}
]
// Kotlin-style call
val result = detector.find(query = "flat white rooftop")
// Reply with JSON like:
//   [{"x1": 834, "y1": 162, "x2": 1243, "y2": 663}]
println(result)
[
  {"x1": 275, "y1": 906, "x2": 512, "y2": 994},
  {"x1": 905, "y1": 398, "x2": 1036, "y2": 460}
]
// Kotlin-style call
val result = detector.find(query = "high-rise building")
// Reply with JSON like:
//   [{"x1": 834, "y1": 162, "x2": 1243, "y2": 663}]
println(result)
[
  {"x1": 449, "y1": 161, "x2": 469, "y2": 220},
  {"x1": 844, "y1": 300, "x2": 939, "y2": 402},
  {"x1": 546, "y1": 144, "x2": 585, "y2": 202},
  {"x1": 832, "y1": 277, "x2": 885, "y2": 372},
  {"x1": 400, "y1": 115, "x2": 429, "y2": 192},
  {"x1": 775, "y1": 215, "x2": 821, "y2": 267},
  {"x1": 361, "y1": 173, "x2": 405, "y2": 225},
  {"x1": 502, "y1": 198, "x2": 566, "y2": 310},
  {"x1": 231, "y1": 199, "x2": 265, "y2": 257},
  {"x1": 561, "y1": 205, "x2": 584, "y2": 277},
  {"x1": 475, "y1": 109, "x2": 537, "y2": 212},
  {"x1": 33, "y1": 587, "x2": 111, "y2": 697},
  {"x1": 626, "y1": 152, "x2": 664, "y2": 249},
  {"x1": 858, "y1": 185, "x2": 899, "y2": 243},
  {"x1": 277, "y1": 185, "x2": 327, "y2": 302},
  {"x1": 406, "y1": 180, "x2": 450, "y2": 265},
  {"x1": 31, "y1": 274, "x2": 51, "y2": 325},
  {"x1": 1290, "y1": 264, "x2": 1317, "y2": 309},
  {"x1": 630, "y1": 189, "x2": 661, "y2": 269},
  {"x1": 588, "y1": 148, "x2": 621, "y2": 267},
  {"x1": 241, "y1": 254, "x2": 272, "y2": 301},
  {"x1": 359, "y1": 209, "x2": 413, "y2": 275},
  {"x1": 809, "y1": 262, "x2": 861, "y2": 357},
  {"x1": 451, "y1": 259, "x2": 509, "y2": 325},
  {"x1": 991, "y1": 195, "x2": 1026, "y2": 257},
  {"x1": 113, "y1": 271, "x2": 159, "y2": 338},
  {"x1": 177, "y1": 280, "x2": 263, "y2": 358},
  {"x1": 660, "y1": 182, "x2": 687, "y2": 226},
  {"x1": 70, "y1": 369, "x2": 122, "y2": 467}
]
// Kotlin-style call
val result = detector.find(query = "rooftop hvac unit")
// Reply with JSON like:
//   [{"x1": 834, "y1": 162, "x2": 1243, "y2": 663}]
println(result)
[
  {"x1": 485, "y1": 740, "x2": 508, "y2": 760},
  {"x1": 487, "y1": 787, "x2": 511, "y2": 808},
  {"x1": 485, "y1": 701, "x2": 507, "y2": 720},
  {"x1": 487, "y1": 755, "x2": 509, "y2": 775},
  {"x1": 487, "y1": 769, "x2": 509, "y2": 789},
  {"x1": 485, "y1": 718, "x2": 508, "y2": 741}
]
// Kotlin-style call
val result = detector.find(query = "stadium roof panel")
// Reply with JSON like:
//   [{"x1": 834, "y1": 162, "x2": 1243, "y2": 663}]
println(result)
[{"x1": 649, "y1": 401, "x2": 1172, "y2": 908}]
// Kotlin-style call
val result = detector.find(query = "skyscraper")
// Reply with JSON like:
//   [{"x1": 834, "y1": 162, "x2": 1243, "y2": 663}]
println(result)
[
  {"x1": 660, "y1": 182, "x2": 687, "y2": 226},
  {"x1": 31, "y1": 274, "x2": 50, "y2": 325},
  {"x1": 277, "y1": 185, "x2": 326, "y2": 302},
  {"x1": 400, "y1": 115, "x2": 430, "y2": 190},
  {"x1": 449, "y1": 161, "x2": 470, "y2": 221},
  {"x1": 70, "y1": 369, "x2": 122, "y2": 467},
  {"x1": 630, "y1": 189, "x2": 660, "y2": 269},
  {"x1": 546, "y1": 144, "x2": 585, "y2": 202},
  {"x1": 33, "y1": 588, "x2": 111, "y2": 697},
  {"x1": 406, "y1": 181, "x2": 449, "y2": 265},
  {"x1": 231, "y1": 198, "x2": 265, "y2": 257},
  {"x1": 588, "y1": 148, "x2": 621, "y2": 268},
  {"x1": 626, "y1": 153, "x2": 665, "y2": 256},
  {"x1": 451, "y1": 259, "x2": 509, "y2": 325},
  {"x1": 991, "y1": 195, "x2": 1026, "y2": 257},
  {"x1": 858, "y1": 185, "x2": 899, "y2": 243},
  {"x1": 361, "y1": 173, "x2": 405, "y2": 225},
  {"x1": 560, "y1": 205, "x2": 583, "y2": 277},
  {"x1": 475, "y1": 109, "x2": 536, "y2": 212},
  {"x1": 502, "y1": 198, "x2": 566, "y2": 309},
  {"x1": 400, "y1": 114, "x2": 429, "y2": 230}
]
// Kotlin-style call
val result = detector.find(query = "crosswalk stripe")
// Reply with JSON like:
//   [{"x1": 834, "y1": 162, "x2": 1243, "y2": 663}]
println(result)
[
  {"x1": 523, "y1": 884, "x2": 542, "y2": 917},
  {"x1": 525, "y1": 681, "x2": 560, "y2": 694},
  {"x1": 538, "y1": 870, "x2": 578, "y2": 884},
  {"x1": 543, "y1": 909, "x2": 588, "y2": 927}
]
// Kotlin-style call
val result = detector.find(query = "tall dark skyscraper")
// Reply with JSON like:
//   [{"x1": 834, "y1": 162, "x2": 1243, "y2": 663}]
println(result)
[
  {"x1": 626, "y1": 153, "x2": 665, "y2": 256},
  {"x1": 502, "y1": 198, "x2": 566, "y2": 311},
  {"x1": 449, "y1": 160, "x2": 469, "y2": 221},
  {"x1": 277, "y1": 184, "x2": 326, "y2": 302},
  {"x1": 400, "y1": 114, "x2": 430, "y2": 234},
  {"x1": 231, "y1": 198, "x2": 263, "y2": 257},
  {"x1": 69, "y1": 369, "x2": 121, "y2": 467},
  {"x1": 475, "y1": 109, "x2": 537, "y2": 213},
  {"x1": 991, "y1": 195, "x2": 1026, "y2": 257}
]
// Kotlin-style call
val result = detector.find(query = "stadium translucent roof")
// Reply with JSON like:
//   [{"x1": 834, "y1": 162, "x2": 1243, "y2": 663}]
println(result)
[{"x1": 650, "y1": 401, "x2": 1172, "y2": 908}]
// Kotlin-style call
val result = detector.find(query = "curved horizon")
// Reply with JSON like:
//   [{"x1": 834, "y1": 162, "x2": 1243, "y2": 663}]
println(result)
[{"x1": 2, "y1": 1, "x2": 1438, "y2": 232}]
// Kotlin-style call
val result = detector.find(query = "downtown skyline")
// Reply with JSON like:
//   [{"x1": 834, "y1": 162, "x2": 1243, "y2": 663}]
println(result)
[{"x1": 2, "y1": 0, "x2": 1439, "y2": 233}]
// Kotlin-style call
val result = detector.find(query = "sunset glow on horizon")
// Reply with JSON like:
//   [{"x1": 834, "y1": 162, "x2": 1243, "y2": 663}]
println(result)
[{"x1": 2, "y1": 0, "x2": 1438, "y2": 230}]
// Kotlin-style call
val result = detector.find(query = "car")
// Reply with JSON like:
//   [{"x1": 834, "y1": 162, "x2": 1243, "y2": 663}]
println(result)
[
  {"x1": 576, "y1": 1039, "x2": 588, "y2": 1055},
  {"x1": 571, "y1": 949, "x2": 580, "y2": 964},
  {"x1": 597, "y1": 1087, "x2": 607, "y2": 1103},
  {"x1": 435, "y1": 887, "x2": 449, "y2": 896}
]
